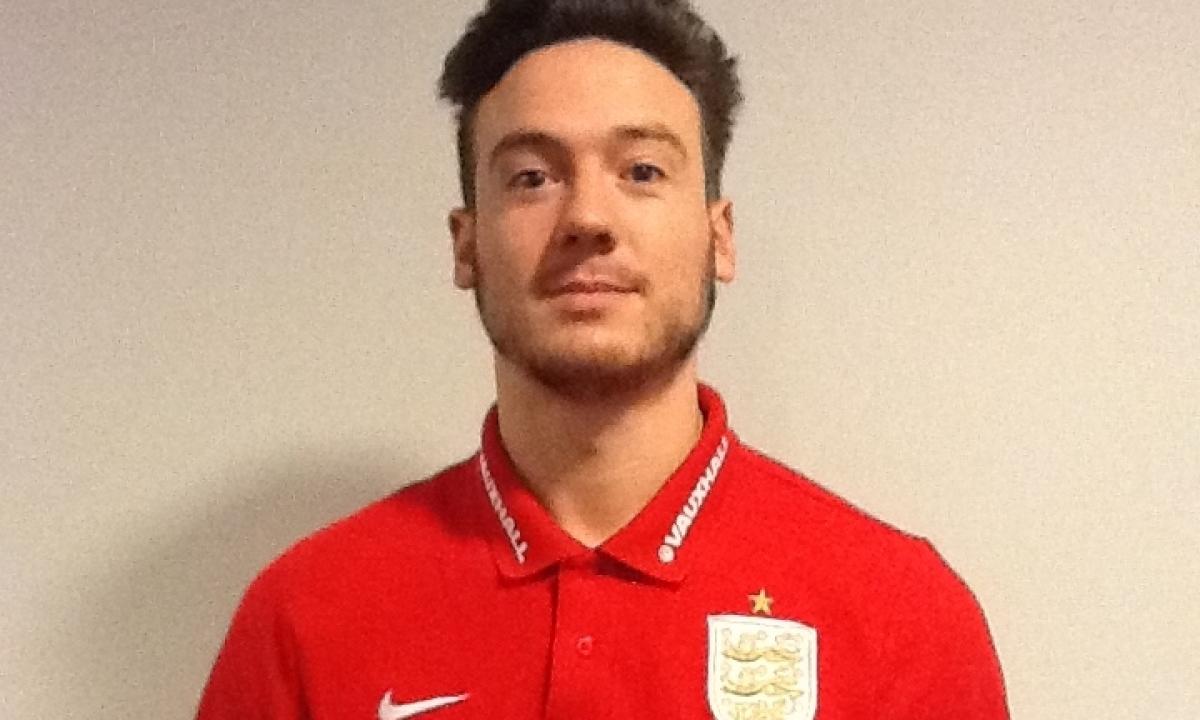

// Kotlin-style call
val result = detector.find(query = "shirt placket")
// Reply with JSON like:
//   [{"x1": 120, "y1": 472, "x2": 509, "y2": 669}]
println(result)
[{"x1": 544, "y1": 554, "x2": 610, "y2": 719}]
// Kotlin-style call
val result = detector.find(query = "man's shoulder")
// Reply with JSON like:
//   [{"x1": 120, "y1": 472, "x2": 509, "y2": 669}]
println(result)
[
  {"x1": 730, "y1": 441, "x2": 924, "y2": 552},
  {"x1": 247, "y1": 456, "x2": 478, "y2": 597},
  {"x1": 728, "y1": 441, "x2": 977, "y2": 589},
  {"x1": 726, "y1": 440, "x2": 977, "y2": 612}
]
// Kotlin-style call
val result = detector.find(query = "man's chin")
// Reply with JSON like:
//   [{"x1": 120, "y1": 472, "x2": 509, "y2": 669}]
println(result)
[
  {"x1": 511, "y1": 344, "x2": 687, "y2": 401},
  {"x1": 527, "y1": 361, "x2": 668, "y2": 401},
  {"x1": 481, "y1": 300, "x2": 713, "y2": 400}
]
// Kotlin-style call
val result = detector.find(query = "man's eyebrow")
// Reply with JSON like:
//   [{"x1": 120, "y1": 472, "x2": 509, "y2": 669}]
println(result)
[
  {"x1": 487, "y1": 130, "x2": 566, "y2": 170},
  {"x1": 487, "y1": 124, "x2": 690, "y2": 169},
  {"x1": 611, "y1": 123, "x2": 689, "y2": 160}
]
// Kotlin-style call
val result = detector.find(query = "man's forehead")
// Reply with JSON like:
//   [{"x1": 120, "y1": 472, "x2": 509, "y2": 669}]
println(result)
[{"x1": 473, "y1": 38, "x2": 703, "y2": 154}]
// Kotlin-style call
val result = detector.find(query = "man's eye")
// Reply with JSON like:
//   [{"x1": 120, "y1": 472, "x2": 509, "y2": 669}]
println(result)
[
  {"x1": 629, "y1": 163, "x2": 665, "y2": 183},
  {"x1": 510, "y1": 169, "x2": 548, "y2": 189}
]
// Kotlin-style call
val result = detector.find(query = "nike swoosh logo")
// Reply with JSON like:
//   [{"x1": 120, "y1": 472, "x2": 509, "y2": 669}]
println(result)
[{"x1": 377, "y1": 690, "x2": 468, "y2": 720}]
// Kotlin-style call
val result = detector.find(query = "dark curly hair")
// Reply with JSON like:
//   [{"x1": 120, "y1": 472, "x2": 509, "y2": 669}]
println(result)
[{"x1": 438, "y1": 0, "x2": 743, "y2": 206}]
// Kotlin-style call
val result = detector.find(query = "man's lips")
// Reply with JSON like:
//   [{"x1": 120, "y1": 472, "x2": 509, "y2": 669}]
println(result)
[{"x1": 549, "y1": 280, "x2": 637, "y2": 296}]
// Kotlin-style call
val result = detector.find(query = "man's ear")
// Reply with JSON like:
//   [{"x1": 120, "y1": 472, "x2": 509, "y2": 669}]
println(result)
[
  {"x1": 449, "y1": 208, "x2": 477, "y2": 289},
  {"x1": 708, "y1": 199, "x2": 736, "y2": 283}
]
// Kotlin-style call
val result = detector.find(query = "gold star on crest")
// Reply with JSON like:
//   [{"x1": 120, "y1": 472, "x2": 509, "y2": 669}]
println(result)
[{"x1": 748, "y1": 588, "x2": 774, "y2": 616}]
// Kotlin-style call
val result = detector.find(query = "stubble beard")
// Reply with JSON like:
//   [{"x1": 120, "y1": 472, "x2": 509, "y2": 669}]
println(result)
[{"x1": 473, "y1": 251, "x2": 717, "y2": 402}]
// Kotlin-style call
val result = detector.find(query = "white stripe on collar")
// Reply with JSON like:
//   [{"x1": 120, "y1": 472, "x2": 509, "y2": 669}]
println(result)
[
  {"x1": 478, "y1": 454, "x2": 529, "y2": 564},
  {"x1": 657, "y1": 435, "x2": 731, "y2": 565}
]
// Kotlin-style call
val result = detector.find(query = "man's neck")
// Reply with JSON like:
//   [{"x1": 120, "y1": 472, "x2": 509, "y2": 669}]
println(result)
[{"x1": 493, "y1": 357, "x2": 705, "y2": 548}]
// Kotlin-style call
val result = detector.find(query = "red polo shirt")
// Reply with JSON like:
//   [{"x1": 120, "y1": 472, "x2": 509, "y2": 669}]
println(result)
[{"x1": 197, "y1": 385, "x2": 1008, "y2": 719}]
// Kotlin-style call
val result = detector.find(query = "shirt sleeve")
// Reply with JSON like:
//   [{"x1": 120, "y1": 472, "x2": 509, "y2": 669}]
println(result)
[
  {"x1": 874, "y1": 539, "x2": 1010, "y2": 719},
  {"x1": 195, "y1": 572, "x2": 310, "y2": 720}
]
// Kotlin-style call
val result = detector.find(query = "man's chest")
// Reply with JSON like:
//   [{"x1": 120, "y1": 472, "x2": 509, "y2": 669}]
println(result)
[{"x1": 292, "y1": 562, "x2": 878, "y2": 719}]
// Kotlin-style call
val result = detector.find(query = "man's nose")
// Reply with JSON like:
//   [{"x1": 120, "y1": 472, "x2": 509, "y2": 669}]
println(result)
[{"x1": 556, "y1": 163, "x2": 616, "y2": 251}]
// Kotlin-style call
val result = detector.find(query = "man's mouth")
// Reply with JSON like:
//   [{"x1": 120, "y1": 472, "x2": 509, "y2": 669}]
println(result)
[{"x1": 552, "y1": 280, "x2": 636, "y2": 295}]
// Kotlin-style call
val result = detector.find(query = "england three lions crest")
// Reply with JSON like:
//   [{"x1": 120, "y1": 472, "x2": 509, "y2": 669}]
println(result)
[{"x1": 707, "y1": 615, "x2": 818, "y2": 720}]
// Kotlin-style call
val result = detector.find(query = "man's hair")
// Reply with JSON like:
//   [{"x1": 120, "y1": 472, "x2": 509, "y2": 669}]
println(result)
[{"x1": 438, "y1": 0, "x2": 742, "y2": 207}]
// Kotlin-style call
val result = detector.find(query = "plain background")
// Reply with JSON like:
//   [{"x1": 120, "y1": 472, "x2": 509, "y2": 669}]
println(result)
[{"x1": 2, "y1": 1, "x2": 1197, "y2": 717}]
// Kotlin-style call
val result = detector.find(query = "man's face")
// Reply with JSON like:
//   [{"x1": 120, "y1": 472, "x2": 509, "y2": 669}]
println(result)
[{"x1": 450, "y1": 39, "x2": 735, "y2": 400}]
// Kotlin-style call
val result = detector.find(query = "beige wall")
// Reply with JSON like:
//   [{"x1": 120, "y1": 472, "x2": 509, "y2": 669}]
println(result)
[{"x1": 2, "y1": 1, "x2": 1197, "y2": 717}]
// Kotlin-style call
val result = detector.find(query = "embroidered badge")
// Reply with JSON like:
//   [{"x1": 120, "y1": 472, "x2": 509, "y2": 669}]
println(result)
[{"x1": 707, "y1": 614, "x2": 818, "y2": 720}]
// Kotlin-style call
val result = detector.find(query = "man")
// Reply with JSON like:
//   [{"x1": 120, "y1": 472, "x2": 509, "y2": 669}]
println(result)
[{"x1": 197, "y1": 1, "x2": 1009, "y2": 718}]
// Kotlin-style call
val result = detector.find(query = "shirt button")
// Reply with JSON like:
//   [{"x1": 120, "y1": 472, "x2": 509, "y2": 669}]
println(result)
[{"x1": 575, "y1": 635, "x2": 594, "y2": 657}]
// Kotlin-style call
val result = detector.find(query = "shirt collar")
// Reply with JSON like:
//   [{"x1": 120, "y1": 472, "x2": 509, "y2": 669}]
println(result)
[{"x1": 473, "y1": 384, "x2": 736, "y2": 584}]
